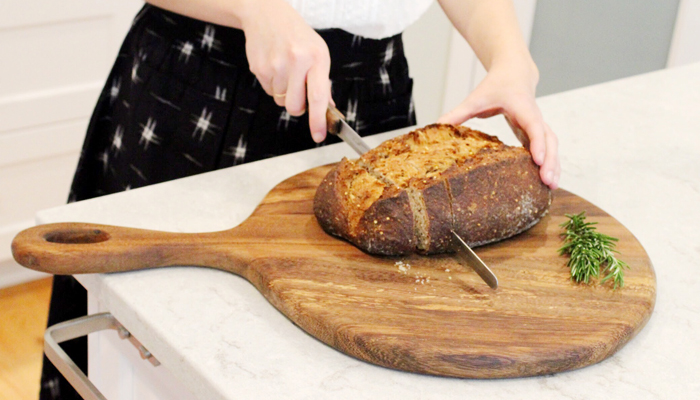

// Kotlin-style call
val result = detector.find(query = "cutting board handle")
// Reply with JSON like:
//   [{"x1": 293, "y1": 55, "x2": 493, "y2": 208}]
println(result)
[{"x1": 11, "y1": 222, "x2": 249, "y2": 275}]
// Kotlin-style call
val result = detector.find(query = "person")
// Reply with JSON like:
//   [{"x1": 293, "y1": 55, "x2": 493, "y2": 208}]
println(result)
[{"x1": 40, "y1": 0, "x2": 560, "y2": 398}]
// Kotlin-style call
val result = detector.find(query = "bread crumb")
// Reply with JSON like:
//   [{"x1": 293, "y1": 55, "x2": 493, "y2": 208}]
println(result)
[
  {"x1": 395, "y1": 260, "x2": 411, "y2": 274},
  {"x1": 413, "y1": 272, "x2": 430, "y2": 285}
]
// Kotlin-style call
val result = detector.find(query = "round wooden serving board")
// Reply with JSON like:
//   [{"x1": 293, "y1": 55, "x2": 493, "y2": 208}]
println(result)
[{"x1": 12, "y1": 164, "x2": 656, "y2": 379}]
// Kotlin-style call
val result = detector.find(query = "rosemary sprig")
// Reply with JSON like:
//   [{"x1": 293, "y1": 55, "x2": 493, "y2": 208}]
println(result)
[{"x1": 558, "y1": 211, "x2": 629, "y2": 288}]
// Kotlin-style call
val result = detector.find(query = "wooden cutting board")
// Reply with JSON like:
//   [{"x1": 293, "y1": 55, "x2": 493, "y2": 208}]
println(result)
[{"x1": 12, "y1": 164, "x2": 656, "y2": 379}]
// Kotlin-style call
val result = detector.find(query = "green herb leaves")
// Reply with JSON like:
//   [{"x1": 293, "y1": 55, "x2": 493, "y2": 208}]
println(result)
[{"x1": 559, "y1": 211, "x2": 629, "y2": 288}]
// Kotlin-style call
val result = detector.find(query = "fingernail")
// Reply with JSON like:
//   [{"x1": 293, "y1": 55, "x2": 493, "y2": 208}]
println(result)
[
  {"x1": 312, "y1": 132, "x2": 325, "y2": 143},
  {"x1": 545, "y1": 170, "x2": 553, "y2": 184},
  {"x1": 537, "y1": 151, "x2": 545, "y2": 165}
]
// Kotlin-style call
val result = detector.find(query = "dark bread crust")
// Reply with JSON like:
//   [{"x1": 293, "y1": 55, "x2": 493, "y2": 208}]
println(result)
[
  {"x1": 313, "y1": 159, "x2": 351, "y2": 238},
  {"x1": 314, "y1": 167, "x2": 415, "y2": 255},
  {"x1": 355, "y1": 189, "x2": 415, "y2": 255},
  {"x1": 313, "y1": 124, "x2": 551, "y2": 255},
  {"x1": 445, "y1": 147, "x2": 551, "y2": 247}
]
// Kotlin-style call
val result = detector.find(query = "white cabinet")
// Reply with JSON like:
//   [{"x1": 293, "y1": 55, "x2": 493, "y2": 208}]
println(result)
[{"x1": 86, "y1": 293, "x2": 196, "y2": 400}]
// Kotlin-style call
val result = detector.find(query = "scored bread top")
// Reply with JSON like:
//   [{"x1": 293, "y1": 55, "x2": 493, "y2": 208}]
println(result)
[
  {"x1": 362, "y1": 124, "x2": 502, "y2": 188},
  {"x1": 313, "y1": 124, "x2": 551, "y2": 256}
]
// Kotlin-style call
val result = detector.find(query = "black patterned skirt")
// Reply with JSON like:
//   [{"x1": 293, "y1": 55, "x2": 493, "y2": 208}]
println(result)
[{"x1": 42, "y1": 4, "x2": 416, "y2": 399}]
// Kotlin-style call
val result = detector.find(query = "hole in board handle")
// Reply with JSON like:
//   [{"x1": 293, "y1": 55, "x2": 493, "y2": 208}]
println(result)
[{"x1": 44, "y1": 229, "x2": 111, "y2": 244}]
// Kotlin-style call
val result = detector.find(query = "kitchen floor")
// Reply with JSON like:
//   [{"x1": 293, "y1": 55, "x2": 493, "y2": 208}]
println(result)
[{"x1": 0, "y1": 278, "x2": 52, "y2": 400}]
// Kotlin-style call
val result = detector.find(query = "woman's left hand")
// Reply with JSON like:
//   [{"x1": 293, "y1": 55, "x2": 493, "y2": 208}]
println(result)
[{"x1": 437, "y1": 63, "x2": 560, "y2": 190}]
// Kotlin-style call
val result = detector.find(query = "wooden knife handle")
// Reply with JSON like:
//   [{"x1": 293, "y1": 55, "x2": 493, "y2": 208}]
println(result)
[
  {"x1": 326, "y1": 104, "x2": 345, "y2": 135},
  {"x1": 11, "y1": 222, "x2": 248, "y2": 276}
]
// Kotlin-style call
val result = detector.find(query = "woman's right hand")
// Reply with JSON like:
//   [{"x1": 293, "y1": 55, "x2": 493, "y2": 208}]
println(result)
[{"x1": 239, "y1": 0, "x2": 332, "y2": 143}]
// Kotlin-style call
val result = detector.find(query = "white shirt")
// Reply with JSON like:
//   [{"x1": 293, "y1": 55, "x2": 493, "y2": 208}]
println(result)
[{"x1": 285, "y1": 0, "x2": 434, "y2": 39}]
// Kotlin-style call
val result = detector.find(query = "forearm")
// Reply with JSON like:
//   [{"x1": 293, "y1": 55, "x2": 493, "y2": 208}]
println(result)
[
  {"x1": 437, "y1": 0, "x2": 559, "y2": 189},
  {"x1": 438, "y1": 0, "x2": 538, "y2": 83}
]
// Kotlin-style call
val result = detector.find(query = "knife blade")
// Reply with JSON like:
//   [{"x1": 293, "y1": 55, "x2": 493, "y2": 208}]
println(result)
[
  {"x1": 325, "y1": 105, "x2": 498, "y2": 289},
  {"x1": 451, "y1": 231, "x2": 498, "y2": 289},
  {"x1": 326, "y1": 104, "x2": 372, "y2": 155}
]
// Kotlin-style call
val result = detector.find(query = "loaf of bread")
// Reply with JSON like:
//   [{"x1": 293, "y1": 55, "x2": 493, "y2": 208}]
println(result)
[{"x1": 313, "y1": 124, "x2": 551, "y2": 255}]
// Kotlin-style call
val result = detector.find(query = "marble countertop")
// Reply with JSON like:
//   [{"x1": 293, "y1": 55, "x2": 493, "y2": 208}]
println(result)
[{"x1": 37, "y1": 63, "x2": 700, "y2": 399}]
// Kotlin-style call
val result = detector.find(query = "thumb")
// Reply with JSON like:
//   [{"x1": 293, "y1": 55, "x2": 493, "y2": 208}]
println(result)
[{"x1": 437, "y1": 93, "x2": 492, "y2": 125}]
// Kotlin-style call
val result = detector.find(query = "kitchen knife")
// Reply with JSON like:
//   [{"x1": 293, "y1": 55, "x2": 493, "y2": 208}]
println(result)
[
  {"x1": 325, "y1": 105, "x2": 498, "y2": 289},
  {"x1": 451, "y1": 231, "x2": 498, "y2": 289},
  {"x1": 325, "y1": 104, "x2": 372, "y2": 155}
]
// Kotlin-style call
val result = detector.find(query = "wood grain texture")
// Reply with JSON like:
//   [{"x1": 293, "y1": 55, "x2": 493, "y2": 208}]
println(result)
[
  {"x1": 11, "y1": 164, "x2": 656, "y2": 379},
  {"x1": 0, "y1": 278, "x2": 52, "y2": 400}
]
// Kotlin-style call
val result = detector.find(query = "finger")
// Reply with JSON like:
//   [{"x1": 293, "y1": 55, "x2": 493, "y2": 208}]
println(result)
[
  {"x1": 271, "y1": 72, "x2": 288, "y2": 108},
  {"x1": 437, "y1": 92, "x2": 502, "y2": 126},
  {"x1": 246, "y1": 51, "x2": 274, "y2": 97},
  {"x1": 437, "y1": 95, "x2": 486, "y2": 125},
  {"x1": 256, "y1": 74, "x2": 274, "y2": 97},
  {"x1": 540, "y1": 122, "x2": 560, "y2": 189},
  {"x1": 511, "y1": 105, "x2": 547, "y2": 167},
  {"x1": 270, "y1": 54, "x2": 290, "y2": 107},
  {"x1": 285, "y1": 64, "x2": 308, "y2": 116},
  {"x1": 306, "y1": 63, "x2": 331, "y2": 143},
  {"x1": 504, "y1": 115, "x2": 530, "y2": 149}
]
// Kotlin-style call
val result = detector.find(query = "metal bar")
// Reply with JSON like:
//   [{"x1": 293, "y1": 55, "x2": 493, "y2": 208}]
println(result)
[{"x1": 44, "y1": 312, "x2": 159, "y2": 400}]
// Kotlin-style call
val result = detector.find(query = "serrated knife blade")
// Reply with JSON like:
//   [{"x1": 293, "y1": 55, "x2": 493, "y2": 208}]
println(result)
[
  {"x1": 451, "y1": 230, "x2": 498, "y2": 289},
  {"x1": 325, "y1": 105, "x2": 498, "y2": 289},
  {"x1": 326, "y1": 104, "x2": 372, "y2": 155}
]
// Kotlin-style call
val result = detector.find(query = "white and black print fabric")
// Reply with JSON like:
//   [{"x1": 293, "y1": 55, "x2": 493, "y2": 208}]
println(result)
[
  {"x1": 42, "y1": 4, "x2": 416, "y2": 400},
  {"x1": 69, "y1": 5, "x2": 416, "y2": 202}
]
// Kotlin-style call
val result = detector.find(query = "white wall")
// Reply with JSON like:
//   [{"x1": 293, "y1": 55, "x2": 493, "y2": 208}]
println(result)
[
  {"x1": 403, "y1": 2, "x2": 453, "y2": 125},
  {"x1": 0, "y1": 0, "x2": 145, "y2": 288},
  {"x1": 668, "y1": 0, "x2": 700, "y2": 67}
]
